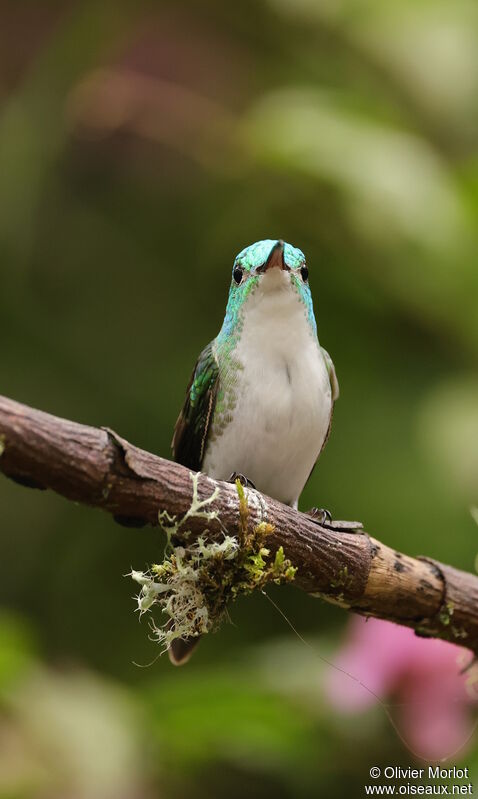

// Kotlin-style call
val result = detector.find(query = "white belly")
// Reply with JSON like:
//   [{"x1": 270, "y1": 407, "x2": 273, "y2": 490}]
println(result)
[{"x1": 202, "y1": 277, "x2": 332, "y2": 506}]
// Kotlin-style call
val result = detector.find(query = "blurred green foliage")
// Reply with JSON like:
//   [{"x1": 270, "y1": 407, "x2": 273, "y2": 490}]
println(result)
[{"x1": 1, "y1": 0, "x2": 478, "y2": 796}]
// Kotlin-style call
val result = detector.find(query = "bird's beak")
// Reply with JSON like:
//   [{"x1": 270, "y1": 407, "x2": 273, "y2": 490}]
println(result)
[{"x1": 264, "y1": 240, "x2": 286, "y2": 272}]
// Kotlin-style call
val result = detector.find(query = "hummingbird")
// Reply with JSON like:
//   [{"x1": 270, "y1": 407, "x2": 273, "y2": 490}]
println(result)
[{"x1": 170, "y1": 239, "x2": 339, "y2": 664}]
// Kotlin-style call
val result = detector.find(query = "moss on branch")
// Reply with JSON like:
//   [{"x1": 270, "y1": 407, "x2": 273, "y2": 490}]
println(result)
[{"x1": 131, "y1": 476, "x2": 296, "y2": 651}]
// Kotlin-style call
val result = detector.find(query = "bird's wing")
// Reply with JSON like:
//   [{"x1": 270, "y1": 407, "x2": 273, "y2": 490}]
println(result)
[
  {"x1": 302, "y1": 347, "x2": 339, "y2": 497},
  {"x1": 322, "y1": 347, "x2": 339, "y2": 402},
  {"x1": 316, "y1": 347, "x2": 339, "y2": 457},
  {"x1": 171, "y1": 340, "x2": 220, "y2": 471}
]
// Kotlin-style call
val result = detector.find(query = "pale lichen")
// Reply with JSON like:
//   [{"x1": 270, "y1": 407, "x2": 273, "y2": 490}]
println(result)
[
  {"x1": 157, "y1": 471, "x2": 220, "y2": 544},
  {"x1": 451, "y1": 625, "x2": 468, "y2": 640},
  {"x1": 131, "y1": 475, "x2": 296, "y2": 651}
]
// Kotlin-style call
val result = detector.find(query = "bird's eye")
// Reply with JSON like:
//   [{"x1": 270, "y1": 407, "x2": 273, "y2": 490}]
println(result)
[
  {"x1": 233, "y1": 266, "x2": 244, "y2": 284},
  {"x1": 300, "y1": 266, "x2": 309, "y2": 282}
]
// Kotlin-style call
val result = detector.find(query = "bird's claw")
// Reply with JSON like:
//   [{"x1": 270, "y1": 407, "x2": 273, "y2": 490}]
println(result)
[
  {"x1": 228, "y1": 472, "x2": 257, "y2": 490},
  {"x1": 304, "y1": 507, "x2": 365, "y2": 534},
  {"x1": 305, "y1": 507, "x2": 332, "y2": 525}
]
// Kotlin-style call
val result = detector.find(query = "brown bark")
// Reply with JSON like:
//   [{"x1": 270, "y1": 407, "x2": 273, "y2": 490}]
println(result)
[{"x1": 1, "y1": 394, "x2": 477, "y2": 655}]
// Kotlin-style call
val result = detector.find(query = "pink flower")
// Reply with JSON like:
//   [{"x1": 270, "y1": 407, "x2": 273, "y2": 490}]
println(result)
[{"x1": 325, "y1": 616, "x2": 478, "y2": 761}]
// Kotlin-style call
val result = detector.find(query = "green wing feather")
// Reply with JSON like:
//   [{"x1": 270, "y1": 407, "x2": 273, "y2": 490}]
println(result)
[
  {"x1": 172, "y1": 340, "x2": 219, "y2": 471},
  {"x1": 318, "y1": 347, "x2": 339, "y2": 455},
  {"x1": 322, "y1": 347, "x2": 339, "y2": 402},
  {"x1": 303, "y1": 347, "x2": 339, "y2": 495}
]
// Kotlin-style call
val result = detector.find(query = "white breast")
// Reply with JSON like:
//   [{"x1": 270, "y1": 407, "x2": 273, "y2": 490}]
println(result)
[{"x1": 202, "y1": 272, "x2": 333, "y2": 507}]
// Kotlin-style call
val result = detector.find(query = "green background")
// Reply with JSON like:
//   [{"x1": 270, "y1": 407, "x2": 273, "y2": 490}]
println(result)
[{"x1": 1, "y1": 1, "x2": 478, "y2": 796}]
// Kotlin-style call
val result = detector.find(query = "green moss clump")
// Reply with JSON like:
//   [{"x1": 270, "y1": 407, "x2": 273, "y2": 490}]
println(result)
[
  {"x1": 131, "y1": 476, "x2": 296, "y2": 651},
  {"x1": 330, "y1": 566, "x2": 353, "y2": 591},
  {"x1": 438, "y1": 600, "x2": 454, "y2": 627}
]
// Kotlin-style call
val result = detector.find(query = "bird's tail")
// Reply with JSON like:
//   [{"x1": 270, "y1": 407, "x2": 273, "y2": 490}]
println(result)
[{"x1": 168, "y1": 635, "x2": 201, "y2": 666}]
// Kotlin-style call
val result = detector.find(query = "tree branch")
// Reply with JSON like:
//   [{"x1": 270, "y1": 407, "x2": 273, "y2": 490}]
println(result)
[{"x1": 1, "y1": 394, "x2": 477, "y2": 654}]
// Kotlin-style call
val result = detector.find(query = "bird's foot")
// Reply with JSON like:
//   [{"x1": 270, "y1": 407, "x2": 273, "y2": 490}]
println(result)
[
  {"x1": 305, "y1": 507, "x2": 332, "y2": 525},
  {"x1": 228, "y1": 472, "x2": 257, "y2": 490},
  {"x1": 304, "y1": 507, "x2": 365, "y2": 534}
]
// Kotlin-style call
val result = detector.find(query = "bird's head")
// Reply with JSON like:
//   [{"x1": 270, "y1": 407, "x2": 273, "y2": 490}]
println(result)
[
  {"x1": 220, "y1": 239, "x2": 316, "y2": 339},
  {"x1": 231, "y1": 238, "x2": 308, "y2": 290}
]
